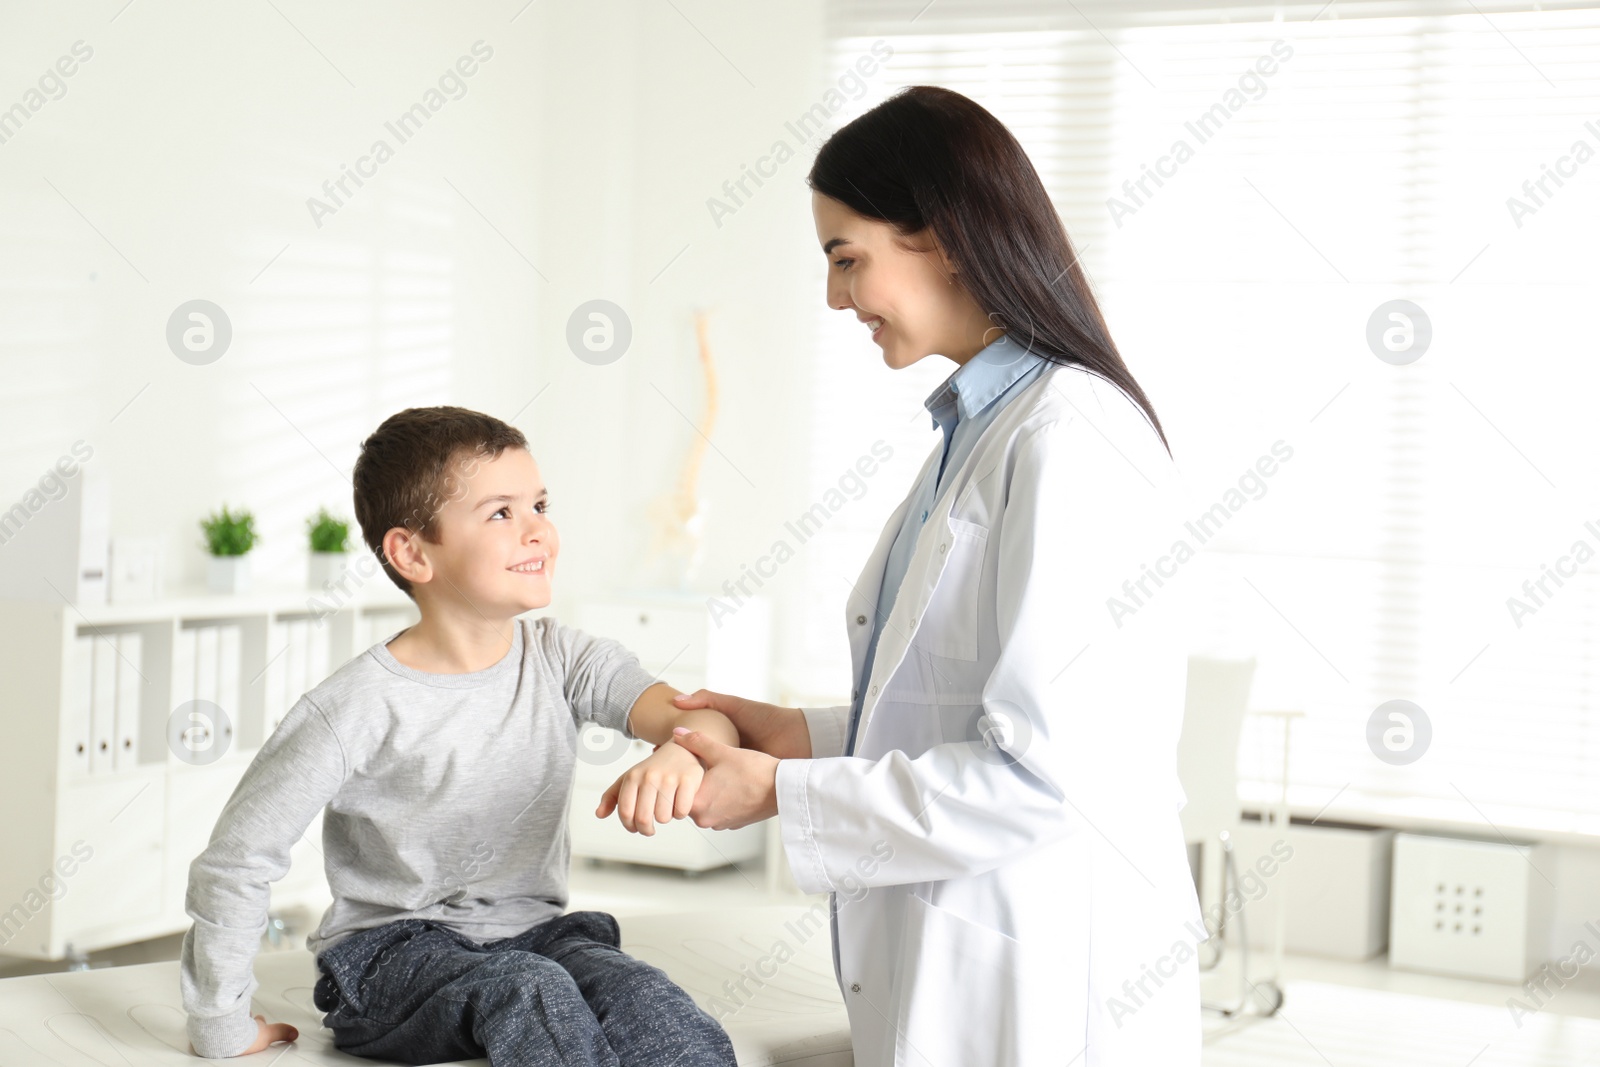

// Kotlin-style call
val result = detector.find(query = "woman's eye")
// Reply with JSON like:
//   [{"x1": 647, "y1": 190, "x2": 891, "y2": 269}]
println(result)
[
  {"x1": 491, "y1": 506, "x2": 510, "y2": 519},
  {"x1": 832, "y1": 258, "x2": 853, "y2": 270}
]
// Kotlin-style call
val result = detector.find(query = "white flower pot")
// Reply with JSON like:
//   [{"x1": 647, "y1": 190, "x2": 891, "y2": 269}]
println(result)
[
  {"x1": 207, "y1": 554, "x2": 251, "y2": 595},
  {"x1": 308, "y1": 551, "x2": 350, "y2": 591}
]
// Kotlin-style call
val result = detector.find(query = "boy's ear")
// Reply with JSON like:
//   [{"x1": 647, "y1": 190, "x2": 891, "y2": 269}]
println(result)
[{"x1": 382, "y1": 526, "x2": 432, "y2": 587}]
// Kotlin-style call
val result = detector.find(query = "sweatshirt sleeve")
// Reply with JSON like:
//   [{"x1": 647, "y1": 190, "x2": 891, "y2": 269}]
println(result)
[
  {"x1": 179, "y1": 696, "x2": 348, "y2": 1058},
  {"x1": 539, "y1": 619, "x2": 659, "y2": 738}
]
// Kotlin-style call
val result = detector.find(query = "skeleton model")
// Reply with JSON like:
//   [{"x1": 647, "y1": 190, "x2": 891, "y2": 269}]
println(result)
[{"x1": 642, "y1": 311, "x2": 716, "y2": 589}]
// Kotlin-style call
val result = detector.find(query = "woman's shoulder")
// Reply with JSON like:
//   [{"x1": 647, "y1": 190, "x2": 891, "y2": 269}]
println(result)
[
  {"x1": 997, "y1": 359, "x2": 1165, "y2": 454},
  {"x1": 971, "y1": 360, "x2": 1180, "y2": 513}
]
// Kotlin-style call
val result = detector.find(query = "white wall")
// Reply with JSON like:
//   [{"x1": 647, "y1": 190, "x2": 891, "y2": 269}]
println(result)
[{"x1": 0, "y1": 0, "x2": 834, "y2": 693}]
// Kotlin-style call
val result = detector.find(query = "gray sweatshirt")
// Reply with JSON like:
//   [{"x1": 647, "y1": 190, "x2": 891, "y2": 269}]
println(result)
[{"x1": 179, "y1": 616, "x2": 659, "y2": 1059}]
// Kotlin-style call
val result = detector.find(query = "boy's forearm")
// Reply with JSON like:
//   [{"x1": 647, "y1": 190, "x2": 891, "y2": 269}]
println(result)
[
  {"x1": 666, "y1": 707, "x2": 738, "y2": 748},
  {"x1": 626, "y1": 683, "x2": 738, "y2": 748}
]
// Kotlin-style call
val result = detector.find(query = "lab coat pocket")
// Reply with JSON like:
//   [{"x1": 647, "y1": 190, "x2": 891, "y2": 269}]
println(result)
[
  {"x1": 917, "y1": 518, "x2": 989, "y2": 662},
  {"x1": 894, "y1": 892, "x2": 1025, "y2": 1067}
]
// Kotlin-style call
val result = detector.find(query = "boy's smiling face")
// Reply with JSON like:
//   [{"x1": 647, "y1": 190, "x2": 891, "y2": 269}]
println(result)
[{"x1": 412, "y1": 445, "x2": 558, "y2": 616}]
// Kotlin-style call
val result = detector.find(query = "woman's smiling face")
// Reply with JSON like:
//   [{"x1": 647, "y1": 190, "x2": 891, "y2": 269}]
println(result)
[{"x1": 812, "y1": 190, "x2": 996, "y2": 368}]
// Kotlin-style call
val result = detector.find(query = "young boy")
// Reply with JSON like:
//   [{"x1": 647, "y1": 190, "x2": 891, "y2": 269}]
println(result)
[{"x1": 179, "y1": 406, "x2": 740, "y2": 1065}]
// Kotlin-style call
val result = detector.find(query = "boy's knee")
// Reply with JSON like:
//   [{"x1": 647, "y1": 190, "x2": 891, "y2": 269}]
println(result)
[
  {"x1": 462, "y1": 951, "x2": 584, "y2": 1006},
  {"x1": 542, "y1": 909, "x2": 621, "y2": 948},
  {"x1": 586, "y1": 956, "x2": 696, "y2": 1013}
]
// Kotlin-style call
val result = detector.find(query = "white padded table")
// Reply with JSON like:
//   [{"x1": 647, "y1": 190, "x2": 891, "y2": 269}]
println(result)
[{"x1": 0, "y1": 906, "x2": 853, "y2": 1066}]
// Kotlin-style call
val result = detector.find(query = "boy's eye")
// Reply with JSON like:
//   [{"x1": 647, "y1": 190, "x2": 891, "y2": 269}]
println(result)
[
  {"x1": 832, "y1": 258, "x2": 852, "y2": 270},
  {"x1": 490, "y1": 502, "x2": 549, "y2": 519}
]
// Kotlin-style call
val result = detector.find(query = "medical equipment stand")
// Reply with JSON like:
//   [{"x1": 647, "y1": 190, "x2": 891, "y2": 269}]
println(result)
[{"x1": 1200, "y1": 708, "x2": 1300, "y2": 1020}]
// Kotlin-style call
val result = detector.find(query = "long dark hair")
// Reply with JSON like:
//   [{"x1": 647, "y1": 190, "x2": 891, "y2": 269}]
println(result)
[{"x1": 808, "y1": 85, "x2": 1171, "y2": 457}]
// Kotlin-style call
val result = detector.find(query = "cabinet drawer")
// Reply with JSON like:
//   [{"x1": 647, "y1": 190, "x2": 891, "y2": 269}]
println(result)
[
  {"x1": 576, "y1": 603, "x2": 707, "y2": 670},
  {"x1": 53, "y1": 776, "x2": 164, "y2": 949}
]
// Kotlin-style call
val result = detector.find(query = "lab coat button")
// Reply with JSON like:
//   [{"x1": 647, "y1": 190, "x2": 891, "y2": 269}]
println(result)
[
  {"x1": 850, "y1": 982, "x2": 861, "y2": 993},
  {"x1": 855, "y1": 614, "x2": 867, "y2": 625},
  {"x1": 870, "y1": 684, "x2": 878, "y2": 696},
  {"x1": 939, "y1": 542, "x2": 947, "y2": 554}
]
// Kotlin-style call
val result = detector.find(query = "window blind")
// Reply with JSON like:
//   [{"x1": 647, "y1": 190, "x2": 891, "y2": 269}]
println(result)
[{"x1": 799, "y1": 1, "x2": 1600, "y2": 837}]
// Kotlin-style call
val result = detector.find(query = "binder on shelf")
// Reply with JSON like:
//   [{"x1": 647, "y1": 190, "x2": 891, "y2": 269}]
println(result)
[
  {"x1": 273, "y1": 620, "x2": 299, "y2": 739},
  {"x1": 173, "y1": 626, "x2": 197, "y2": 709},
  {"x1": 89, "y1": 634, "x2": 117, "y2": 772},
  {"x1": 114, "y1": 632, "x2": 142, "y2": 770},
  {"x1": 263, "y1": 621, "x2": 283, "y2": 738},
  {"x1": 0, "y1": 462, "x2": 108, "y2": 604},
  {"x1": 195, "y1": 625, "x2": 219, "y2": 708},
  {"x1": 298, "y1": 620, "x2": 311, "y2": 692},
  {"x1": 218, "y1": 625, "x2": 241, "y2": 752},
  {"x1": 69, "y1": 634, "x2": 94, "y2": 773}
]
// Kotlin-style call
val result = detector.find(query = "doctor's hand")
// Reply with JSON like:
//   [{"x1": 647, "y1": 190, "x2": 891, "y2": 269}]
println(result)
[
  {"x1": 595, "y1": 741, "x2": 704, "y2": 836},
  {"x1": 671, "y1": 727, "x2": 780, "y2": 831},
  {"x1": 671, "y1": 690, "x2": 812, "y2": 760}
]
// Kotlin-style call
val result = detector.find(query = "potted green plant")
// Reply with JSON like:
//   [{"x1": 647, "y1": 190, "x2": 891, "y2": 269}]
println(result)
[
  {"x1": 306, "y1": 507, "x2": 352, "y2": 590},
  {"x1": 200, "y1": 506, "x2": 257, "y2": 594}
]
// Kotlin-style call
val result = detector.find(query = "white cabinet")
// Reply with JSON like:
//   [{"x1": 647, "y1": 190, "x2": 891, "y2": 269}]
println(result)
[
  {"x1": 1231, "y1": 818, "x2": 1395, "y2": 960},
  {"x1": 53, "y1": 773, "x2": 165, "y2": 948},
  {"x1": 0, "y1": 587, "x2": 417, "y2": 961},
  {"x1": 1389, "y1": 832, "x2": 1555, "y2": 983},
  {"x1": 569, "y1": 594, "x2": 773, "y2": 874}
]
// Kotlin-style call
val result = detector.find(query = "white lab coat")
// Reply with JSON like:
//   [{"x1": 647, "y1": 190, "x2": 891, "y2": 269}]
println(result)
[{"x1": 775, "y1": 361, "x2": 1206, "y2": 1067}]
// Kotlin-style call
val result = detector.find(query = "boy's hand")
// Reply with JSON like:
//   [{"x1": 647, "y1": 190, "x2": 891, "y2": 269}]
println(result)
[
  {"x1": 235, "y1": 1014, "x2": 297, "y2": 1056},
  {"x1": 595, "y1": 741, "x2": 704, "y2": 836}
]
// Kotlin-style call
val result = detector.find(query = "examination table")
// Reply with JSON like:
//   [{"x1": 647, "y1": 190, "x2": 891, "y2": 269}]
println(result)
[{"x1": 0, "y1": 906, "x2": 853, "y2": 1066}]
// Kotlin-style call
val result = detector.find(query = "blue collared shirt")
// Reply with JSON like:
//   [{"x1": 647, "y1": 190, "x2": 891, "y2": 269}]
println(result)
[{"x1": 844, "y1": 336, "x2": 1049, "y2": 756}]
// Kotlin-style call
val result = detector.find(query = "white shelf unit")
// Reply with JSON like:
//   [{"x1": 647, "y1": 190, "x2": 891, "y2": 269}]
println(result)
[
  {"x1": 570, "y1": 593, "x2": 774, "y2": 876},
  {"x1": 0, "y1": 587, "x2": 419, "y2": 961}
]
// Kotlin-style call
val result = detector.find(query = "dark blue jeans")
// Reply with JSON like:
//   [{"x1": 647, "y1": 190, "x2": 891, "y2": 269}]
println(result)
[{"x1": 312, "y1": 911, "x2": 737, "y2": 1066}]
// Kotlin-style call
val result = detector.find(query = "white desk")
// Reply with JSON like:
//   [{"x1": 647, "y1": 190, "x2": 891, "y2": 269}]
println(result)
[{"x1": 0, "y1": 906, "x2": 852, "y2": 1066}]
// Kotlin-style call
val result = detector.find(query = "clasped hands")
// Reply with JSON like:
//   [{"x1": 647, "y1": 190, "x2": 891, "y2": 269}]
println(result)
[{"x1": 594, "y1": 689, "x2": 812, "y2": 835}]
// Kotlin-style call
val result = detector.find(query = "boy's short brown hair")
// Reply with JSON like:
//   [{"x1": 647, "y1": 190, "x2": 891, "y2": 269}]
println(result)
[{"x1": 352, "y1": 406, "x2": 528, "y2": 596}]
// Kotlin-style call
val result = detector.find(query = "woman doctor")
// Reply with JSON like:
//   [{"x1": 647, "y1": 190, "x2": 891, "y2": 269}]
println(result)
[{"x1": 663, "y1": 86, "x2": 1207, "y2": 1066}]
